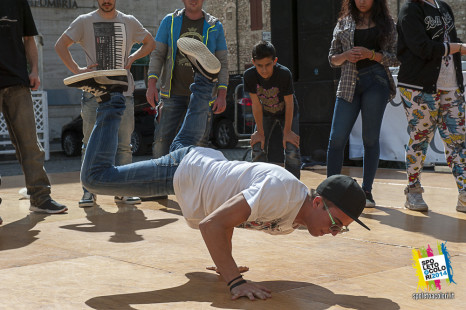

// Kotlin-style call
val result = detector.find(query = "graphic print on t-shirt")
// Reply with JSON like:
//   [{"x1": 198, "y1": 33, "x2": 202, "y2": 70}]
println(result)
[
  {"x1": 236, "y1": 218, "x2": 282, "y2": 232},
  {"x1": 0, "y1": 16, "x2": 18, "y2": 24},
  {"x1": 257, "y1": 85, "x2": 284, "y2": 114},
  {"x1": 93, "y1": 22, "x2": 127, "y2": 70}
]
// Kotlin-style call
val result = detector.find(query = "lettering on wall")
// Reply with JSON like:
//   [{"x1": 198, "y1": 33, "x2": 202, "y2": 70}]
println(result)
[{"x1": 28, "y1": 0, "x2": 79, "y2": 9}]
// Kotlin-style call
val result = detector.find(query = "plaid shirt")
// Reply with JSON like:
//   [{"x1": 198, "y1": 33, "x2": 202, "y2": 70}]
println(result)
[{"x1": 328, "y1": 16, "x2": 399, "y2": 102}]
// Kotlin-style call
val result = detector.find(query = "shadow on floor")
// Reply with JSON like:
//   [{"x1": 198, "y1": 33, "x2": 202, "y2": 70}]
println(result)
[
  {"x1": 0, "y1": 213, "x2": 48, "y2": 251},
  {"x1": 361, "y1": 207, "x2": 466, "y2": 243},
  {"x1": 60, "y1": 205, "x2": 178, "y2": 243},
  {"x1": 85, "y1": 272, "x2": 400, "y2": 310},
  {"x1": 157, "y1": 198, "x2": 183, "y2": 216}
]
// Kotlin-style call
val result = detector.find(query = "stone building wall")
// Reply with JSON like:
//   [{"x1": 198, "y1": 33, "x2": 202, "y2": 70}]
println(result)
[{"x1": 204, "y1": 0, "x2": 271, "y2": 73}]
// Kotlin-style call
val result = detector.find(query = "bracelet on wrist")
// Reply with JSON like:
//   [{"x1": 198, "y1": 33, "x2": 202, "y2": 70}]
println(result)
[
  {"x1": 229, "y1": 279, "x2": 247, "y2": 292},
  {"x1": 227, "y1": 275, "x2": 243, "y2": 286},
  {"x1": 370, "y1": 50, "x2": 376, "y2": 61}
]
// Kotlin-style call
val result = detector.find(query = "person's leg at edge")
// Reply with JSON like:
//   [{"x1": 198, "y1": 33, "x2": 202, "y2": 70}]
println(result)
[
  {"x1": 80, "y1": 92, "x2": 98, "y2": 204},
  {"x1": 170, "y1": 74, "x2": 216, "y2": 151},
  {"x1": 400, "y1": 88, "x2": 437, "y2": 210},
  {"x1": 401, "y1": 90, "x2": 437, "y2": 186},
  {"x1": 251, "y1": 115, "x2": 275, "y2": 163},
  {"x1": 116, "y1": 96, "x2": 134, "y2": 166},
  {"x1": 436, "y1": 89, "x2": 466, "y2": 211},
  {"x1": 152, "y1": 95, "x2": 190, "y2": 158},
  {"x1": 81, "y1": 92, "x2": 190, "y2": 198},
  {"x1": 359, "y1": 70, "x2": 390, "y2": 193},
  {"x1": 326, "y1": 96, "x2": 362, "y2": 177},
  {"x1": 279, "y1": 112, "x2": 301, "y2": 179},
  {"x1": 1, "y1": 86, "x2": 52, "y2": 206},
  {"x1": 199, "y1": 99, "x2": 214, "y2": 147}
]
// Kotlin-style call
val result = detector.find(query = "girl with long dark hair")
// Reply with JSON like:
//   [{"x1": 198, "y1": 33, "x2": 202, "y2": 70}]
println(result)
[
  {"x1": 327, "y1": 0, "x2": 399, "y2": 207},
  {"x1": 397, "y1": 0, "x2": 466, "y2": 212}
]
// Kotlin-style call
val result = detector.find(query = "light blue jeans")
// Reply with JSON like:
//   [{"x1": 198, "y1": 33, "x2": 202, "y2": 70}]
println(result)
[
  {"x1": 81, "y1": 74, "x2": 214, "y2": 197},
  {"x1": 81, "y1": 92, "x2": 134, "y2": 195},
  {"x1": 327, "y1": 64, "x2": 390, "y2": 193},
  {"x1": 152, "y1": 94, "x2": 212, "y2": 158}
]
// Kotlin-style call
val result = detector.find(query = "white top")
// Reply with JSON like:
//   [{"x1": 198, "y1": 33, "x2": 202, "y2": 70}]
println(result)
[
  {"x1": 173, "y1": 147, "x2": 309, "y2": 235},
  {"x1": 437, "y1": 55, "x2": 458, "y2": 91}
]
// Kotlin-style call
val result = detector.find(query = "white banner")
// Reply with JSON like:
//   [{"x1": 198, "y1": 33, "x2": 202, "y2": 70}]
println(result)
[{"x1": 349, "y1": 73, "x2": 466, "y2": 164}]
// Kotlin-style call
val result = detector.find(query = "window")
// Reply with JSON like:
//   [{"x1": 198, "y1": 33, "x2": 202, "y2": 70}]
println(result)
[{"x1": 250, "y1": 0, "x2": 263, "y2": 31}]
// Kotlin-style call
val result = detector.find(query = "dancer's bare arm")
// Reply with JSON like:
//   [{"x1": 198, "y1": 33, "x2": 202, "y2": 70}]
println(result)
[{"x1": 199, "y1": 193, "x2": 272, "y2": 300}]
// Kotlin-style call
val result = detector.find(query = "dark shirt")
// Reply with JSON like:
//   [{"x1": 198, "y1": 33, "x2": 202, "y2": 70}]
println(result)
[
  {"x1": 171, "y1": 14, "x2": 204, "y2": 96},
  {"x1": 244, "y1": 63, "x2": 297, "y2": 118},
  {"x1": 396, "y1": 0, "x2": 463, "y2": 93},
  {"x1": 0, "y1": 0, "x2": 38, "y2": 89},
  {"x1": 354, "y1": 26, "x2": 380, "y2": 70}
]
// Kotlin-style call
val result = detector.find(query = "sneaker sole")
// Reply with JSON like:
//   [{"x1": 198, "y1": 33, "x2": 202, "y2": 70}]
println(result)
[
  {"x1": 29, "y1": 206, "x2": 68, "y2": 214},
  {"x1": 365, "y1": 202, "x2": 376, "y2": 208},
  {"x1": 177, "y1": 38, "x2": 221, "y2": 74},
  {"x1": 79, "y1": 201, "x2": 96, "y2": 208},
  {"x1": 404, "y1": 201, "x2": 428, "y2": 211},
  {"x1": 64, "y1": 69, "x2": 128, "y2": 86},
  {"x1": 114, "y1": 200, "x2": 142, "y2": 205}
]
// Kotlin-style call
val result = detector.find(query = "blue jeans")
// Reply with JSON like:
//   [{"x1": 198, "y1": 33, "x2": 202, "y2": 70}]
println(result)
[
  {"x1": 251, "y1": 112, "x2": 302, "y2": 179},
  {"x1": 327, "y1": 64, "x2": 390, "y2": 192},
  {"x1": 81, "y1": 92, "x2": 134, "y2": 195},
  {"x1": 81, "y1": 74, "x2": 214, "y2": 197},
  {"x1": 152, "y1": 93, "x2": 213, "y2": 158},
  {"x1": 0, "y1": 85, "x2": 51, "y2": 206}
]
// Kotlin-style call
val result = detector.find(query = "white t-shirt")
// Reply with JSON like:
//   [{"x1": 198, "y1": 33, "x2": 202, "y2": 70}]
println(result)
[
  {"x1": 64, "y1": 10, "x2": 150, "y2": 95},
  {"x1": 437, "y1": 54, "x2": 458, "y2": 91},
  {"x1": 173, "y1": 147, "x2": 309, "y2": 235}
]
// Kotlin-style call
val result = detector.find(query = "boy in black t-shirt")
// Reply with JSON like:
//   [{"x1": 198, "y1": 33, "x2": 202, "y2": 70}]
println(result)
[{"x1": 243, "y1": 41, "x2": 301, "y2": 179}]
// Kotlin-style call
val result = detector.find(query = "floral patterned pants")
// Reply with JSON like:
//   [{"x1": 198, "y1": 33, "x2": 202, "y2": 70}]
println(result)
[{"x1": 400, "y1": 87, "x2": 466, "y2": 190}]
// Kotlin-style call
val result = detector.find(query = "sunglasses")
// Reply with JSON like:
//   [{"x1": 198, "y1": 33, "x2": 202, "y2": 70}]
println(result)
[{"x1": 322, "y1": 198, "x2": 349, "y2": 234}]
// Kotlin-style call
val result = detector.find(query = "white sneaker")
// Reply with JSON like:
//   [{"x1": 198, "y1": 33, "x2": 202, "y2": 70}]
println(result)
[
  {"x1": 177, "y1": 37, "x2": 221, "y2": 82},
  {"x1": 63, "y1": 69, "x2": 128, "y2": 102},
  {"x1": 114, "y1": 196, "x2": 141, "y2": 205},
  {"x1": 404, "y1": 184, "x2": 428, "y2": 211},
  {"x1": 79, "y1": 192, "x2": 96, "y2": 208},
  {"x1": 457, "y1": 191, "x2": 466, "y2": 213}
]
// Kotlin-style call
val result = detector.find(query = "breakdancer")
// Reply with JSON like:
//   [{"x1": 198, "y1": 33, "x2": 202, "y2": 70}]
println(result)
[{"x1": 66, "y1": 38, "x2": 370, "y2": 300}]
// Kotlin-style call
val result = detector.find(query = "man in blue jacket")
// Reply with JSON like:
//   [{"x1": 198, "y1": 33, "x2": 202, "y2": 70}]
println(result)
[{"x1": 146, "y1": 0, "x2": 229, "y2": 158}]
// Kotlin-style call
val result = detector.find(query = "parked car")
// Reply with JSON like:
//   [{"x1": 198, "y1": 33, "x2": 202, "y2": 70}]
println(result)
[
  {"x1": 61, "y1": 88, "x2": 155, "y2": 156},
  {"x1": 61, "y1": 75, "x2": 254, "y2": 156}
]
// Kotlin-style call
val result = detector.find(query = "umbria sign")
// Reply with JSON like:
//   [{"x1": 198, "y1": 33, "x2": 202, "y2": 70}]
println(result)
[{"x1": 28, "y1": 0, "x2": 79, "y2": 9}]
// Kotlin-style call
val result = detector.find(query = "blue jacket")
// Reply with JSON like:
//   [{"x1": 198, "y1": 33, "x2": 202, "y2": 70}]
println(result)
[{"x1": 148, "y1": 9, "x2": 229, "y2": 98}]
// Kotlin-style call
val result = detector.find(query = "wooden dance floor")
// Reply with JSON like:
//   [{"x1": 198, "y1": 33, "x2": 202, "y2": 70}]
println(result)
[{"x1": 0, "y1": 167, "x2": 464, "y2": 309}]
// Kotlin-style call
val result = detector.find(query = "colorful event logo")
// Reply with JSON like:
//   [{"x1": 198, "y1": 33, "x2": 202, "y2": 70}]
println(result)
[{"x1": 412, "y1": 242, "x2": 456, "y2": 291}]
